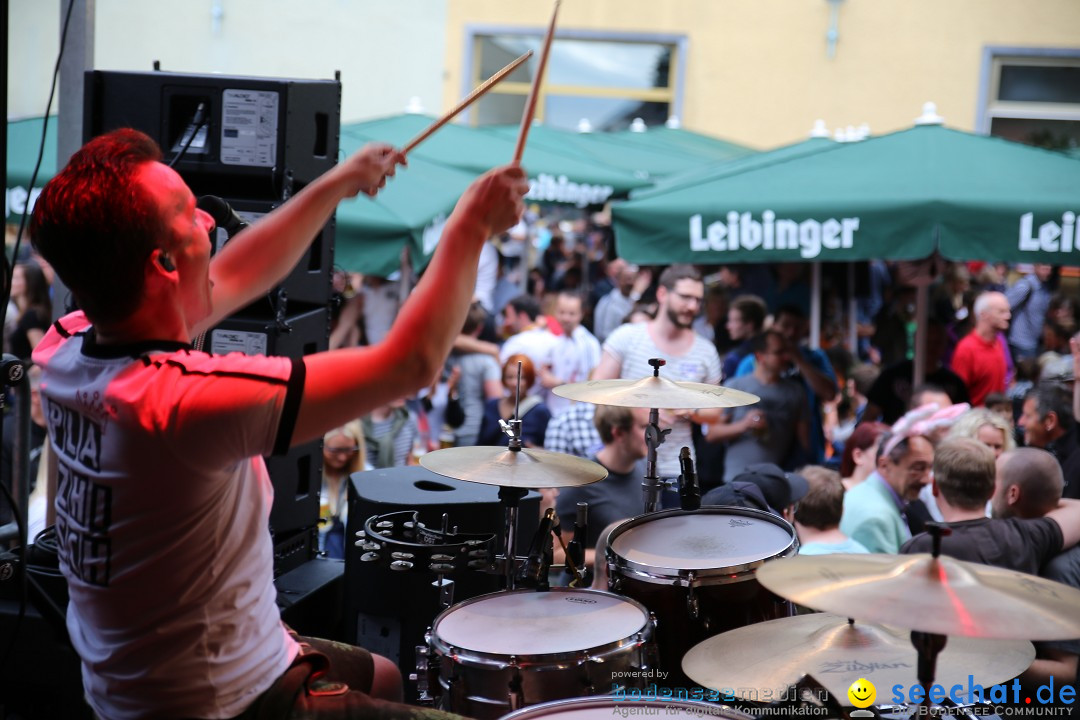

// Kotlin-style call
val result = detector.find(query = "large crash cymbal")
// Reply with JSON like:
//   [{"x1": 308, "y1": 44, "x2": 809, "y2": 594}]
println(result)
[
  {"x1": 419, "y1": 445, "x2": 608, "y2": 489},
  {"x1": 552, "y1": 376, "x2": 759, "y2": 409},
  {"x1": 682, "y1": 613, "x2": 1034, "y2": 702},
  {"x1": 757, "y1": 554, "x2": 1080, "y2": 640}
]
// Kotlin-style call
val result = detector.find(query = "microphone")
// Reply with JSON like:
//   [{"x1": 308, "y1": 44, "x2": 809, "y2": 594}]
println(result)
[
  {"x1": 678, "y1": 446, "x2": 700, "y2": 511},
  {"x1": 518, "y1": 508, "x2": 554, "y2": 590},
  {"x1": 562, "y1": 502, "x2": 591, "y2": 587},
  {"x1": 197, "y1": 195, "x2": 249, "y2": 239}
]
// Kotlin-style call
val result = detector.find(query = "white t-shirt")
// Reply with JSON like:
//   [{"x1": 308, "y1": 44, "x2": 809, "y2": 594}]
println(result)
[
  {"x1": 546, "y1": 326, "x2": 602, "y2": 416},
  {"x1": 500, "y1": 328, "x2": 558, "y2": 396},
  {"x1": 602, "y1": 322, "x2": 722, "y2": 477},
  {"x1": 34, "y1": 312, "x2": 302, "y2": 720}
]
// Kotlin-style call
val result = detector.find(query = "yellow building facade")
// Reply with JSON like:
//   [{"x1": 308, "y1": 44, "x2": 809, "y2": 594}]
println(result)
[{"x1": 443, "y1": 0, "x2": 1080, "y2": 149}]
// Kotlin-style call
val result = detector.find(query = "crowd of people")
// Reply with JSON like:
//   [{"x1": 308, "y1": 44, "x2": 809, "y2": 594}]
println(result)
[{"x1": 3, "y1": 124, "x2": 1080, "y2": 718}]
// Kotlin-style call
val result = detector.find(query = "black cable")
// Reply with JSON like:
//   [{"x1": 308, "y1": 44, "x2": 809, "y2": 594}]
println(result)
[
  {"x1": 166, "y1": 101, "x2": 207, "y2": 168},
  {"x1": 0, "y1": 0, "x2": 77, "y2": 676}
]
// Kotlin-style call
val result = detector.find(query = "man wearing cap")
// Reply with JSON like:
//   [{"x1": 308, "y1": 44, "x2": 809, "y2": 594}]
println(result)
[
  {"x1": 702, "y1": 462, "x2": 809, "y2": 521},
  {"x1": 839, "y1": 429, "x2": 934, "y2": 553}
]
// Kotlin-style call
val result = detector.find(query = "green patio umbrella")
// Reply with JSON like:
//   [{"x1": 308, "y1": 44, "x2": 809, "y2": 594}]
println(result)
[
  {"x1": 611, "y1": 125, "x2": 754, "y2": 164},
  {"x1": 613, "y1": 124, "x2": 1080, "y2": 266},
  {"x1": 343, "y1": 114, "x2": 645, "y2": 206},
  {"x1": 5, "y1": 117, "x2": 56, "y2": 223},
  {"x1": 480, "y1": 123, "x2": 745, "y2": 182},
  {"x1": 629, "y1": 136, "x2": 838, "y2": 200},
  {"x1": 334, "y1": 135, "x2": 478, "y2": 276}
]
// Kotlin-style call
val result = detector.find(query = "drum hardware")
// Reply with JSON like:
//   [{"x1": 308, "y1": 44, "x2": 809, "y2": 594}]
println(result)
[
  {"x1": 421, "y1": 361, "x2": 605, "y2": 590},
  {"x1": 559, "y1": 502, "x2": 590, "y2": 587},
  {"x1": 553, "y1": 357, "x2": 759, "y2": 513},
  {"x1": 677, "y1": 446, "x2": 701, "y2": 511},
  {"x1": 518, "y1": 508, "x2": 557, "y2": 590}
]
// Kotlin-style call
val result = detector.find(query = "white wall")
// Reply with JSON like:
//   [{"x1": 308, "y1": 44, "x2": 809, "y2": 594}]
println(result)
[{"x1": 8, "y1": 0, "x2": 448, "y2": 123}]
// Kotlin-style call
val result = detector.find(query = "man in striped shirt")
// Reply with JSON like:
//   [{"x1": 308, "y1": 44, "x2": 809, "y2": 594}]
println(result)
[{"x1": 592, "y1": 264, "x2": 722, "y2": 485}]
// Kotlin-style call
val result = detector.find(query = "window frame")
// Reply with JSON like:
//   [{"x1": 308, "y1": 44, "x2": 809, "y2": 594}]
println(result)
[
  {"x1": 462, "y1": 24, "x2": 688, "y2": 128},
  {"x1": 976, "y1": 46, "x2": 1080, "y2": 135}
]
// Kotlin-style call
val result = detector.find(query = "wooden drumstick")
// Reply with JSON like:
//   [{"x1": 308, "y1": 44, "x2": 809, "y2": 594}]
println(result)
[
  {"x1": 402, "y1": 50, "x2": 534, "y2": 155},
  {"x1": 512, "y1": 0, "x2": 561, "y2": 165}
]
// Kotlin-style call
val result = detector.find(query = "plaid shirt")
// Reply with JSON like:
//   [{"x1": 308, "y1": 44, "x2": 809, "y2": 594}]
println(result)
[{"x1": 543, "y1": 403, "x2": 601, "y2": 458}]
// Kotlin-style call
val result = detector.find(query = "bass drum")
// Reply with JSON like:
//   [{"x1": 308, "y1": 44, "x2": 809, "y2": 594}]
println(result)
[
  {"x1": 499, "y1": 695, "x2": 755, "y2": 720},
  {"x1": 606, "y1": 506, "x2": 798, "y2": 685},
  {"x1": 428, "y1": 588, "x2": 656, "y2": 720}
]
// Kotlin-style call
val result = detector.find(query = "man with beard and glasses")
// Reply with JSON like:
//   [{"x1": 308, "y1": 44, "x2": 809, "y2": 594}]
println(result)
[{"x1": 593, "y1": 264, "x2": 722, "y2": 487}]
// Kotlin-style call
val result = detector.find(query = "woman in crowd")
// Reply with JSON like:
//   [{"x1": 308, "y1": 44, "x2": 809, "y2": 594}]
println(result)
[
  {"x1": 6, "y1": 261, "x2": 51, "y2": 360},
  {"x1": 945, "y1": 407, "x2": 1015, "y2": 460},
  {"x1": 320, "y1": 421, "x2": 367, "y2": 558},
  {"x1": 838, "y1": 421, "x2": 889, "y2": 490},
  {"x1": 478, "y1": 354, "x2": 552, "y2": 448}
]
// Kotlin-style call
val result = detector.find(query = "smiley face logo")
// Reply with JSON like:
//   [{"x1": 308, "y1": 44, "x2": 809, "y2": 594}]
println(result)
[{"x1": 847, "y1": 678, "x2": 876, "y2": 708}]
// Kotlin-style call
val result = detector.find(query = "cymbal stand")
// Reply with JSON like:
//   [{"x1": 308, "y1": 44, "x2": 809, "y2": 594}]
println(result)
[
  {"x1": 909, "y1": 523, "x2": 953, "y2": 714},
  {"x1": 643, "y1": 358, "x2": 672, "y2": 514},
  {"x1": 496, "y1": 361, "x2": 528, "y2": 590},
  {"x1": 433, "y1": 513, "x2": 456, "y2": 612}
]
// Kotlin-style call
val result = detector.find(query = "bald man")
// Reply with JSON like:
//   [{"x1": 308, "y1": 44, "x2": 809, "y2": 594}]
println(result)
[{"x1": 949, "y1": 291, "x2": 1011, "y2": 406}]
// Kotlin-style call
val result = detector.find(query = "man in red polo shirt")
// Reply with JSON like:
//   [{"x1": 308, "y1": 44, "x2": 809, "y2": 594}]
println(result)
[{"x1": 950, "y1": 291, "x2": 1011, "y2": 406}]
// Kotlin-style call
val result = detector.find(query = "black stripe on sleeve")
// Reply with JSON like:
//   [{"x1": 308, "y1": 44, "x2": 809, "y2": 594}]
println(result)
[{"x1": 272, "y1": 357, "x2": 307, "y2": 456}]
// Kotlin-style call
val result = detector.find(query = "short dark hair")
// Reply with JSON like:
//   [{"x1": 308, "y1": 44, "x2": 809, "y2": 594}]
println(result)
[
  {"x1": 657, "y1": 264, "x2": 701, "y2": 291},
  {"x1": 730, "y1": 294, "x2": 767, "y2": 332},
  {"x1": 462, "y1": 302, "x2": 488, "y2": 335},
  {"x1": 750, "y1": 329, "x2": 784, "y2": 356},
  {"x1": 933, "y1": 437, "x2": 996, "y2": 510},
  {"x1": 775, "y1": 304, "x2": 806, "y2": 322},
  {"x1": 1026, "y1": 383, "x2": 1074, "y2": 434},
  {"x1": 794, "y1": 466, "x2": 845, "y2": 530},
  {"x1": 31, "y1": 128, "x2": 165, "y2": 326},
  {"x1": 507, "y1": 294, "x2": 541, "y2": 321}
]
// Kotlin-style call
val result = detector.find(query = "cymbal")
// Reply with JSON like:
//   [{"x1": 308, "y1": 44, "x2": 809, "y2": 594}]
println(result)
[
  {"x1": 419, "y1": 446, "x2": 608, "y2": 489},
  {"x1": 552, "y1": 376, "x2": 759, "y2": 409},
  {"x1": 682, "y1": 613, "x2": 1034, "y2": 702},
  {"x1": 757, "y1": 554, "x2": 1080, "y2": 640}
]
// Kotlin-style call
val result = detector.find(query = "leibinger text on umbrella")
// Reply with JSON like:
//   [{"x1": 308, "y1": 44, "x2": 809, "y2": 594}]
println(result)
[
  {"x1": 527, "y1": 173, "x2": 615, "y2": 207},
  {"x1": 689, "y1": 212, "x2": 860, "y2": 259},
  {"x1": 1019, "y1": 212, "x2": 1077, "y2": 253}
]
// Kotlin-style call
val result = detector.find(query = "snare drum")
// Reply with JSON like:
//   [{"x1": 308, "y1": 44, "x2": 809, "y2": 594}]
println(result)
[
  {"x1": 428, "y1": 589, "x2": 656, "y2": 720},
  {"x1": 606, "y1": 507, "x2": 798, "y2": 683},
  {"x1": 500, "y1": 695, "x2": 754, "y2": 720}
]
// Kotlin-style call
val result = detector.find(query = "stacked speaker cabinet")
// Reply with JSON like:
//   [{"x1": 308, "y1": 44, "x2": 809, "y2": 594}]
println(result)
[{"x1": 84, "y1": 70, "x2": 341, "y2": 566}]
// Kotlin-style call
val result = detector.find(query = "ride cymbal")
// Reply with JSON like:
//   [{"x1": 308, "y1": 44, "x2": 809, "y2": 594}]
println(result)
[
  {"x1": 552, "y1": 376, "x2": 759, "y2": 409},
  {"x1": 757, "y1": 553, "x2": 1080, "y2": 640},
  {"x1": 682, "y1": 612, "x2": 1035, "y2": 701},
  {"x1": 420, "y1": 445, "x2": 608, "y2": 489}
]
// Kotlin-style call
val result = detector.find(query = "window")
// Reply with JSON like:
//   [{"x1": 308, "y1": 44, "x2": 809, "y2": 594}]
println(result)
[
  {"x1": 466, "y1": 29, "x2": 683, "y2": 131},
  {"x1": 979, "y1": 49, "x2": 1080, "y2": 151}
]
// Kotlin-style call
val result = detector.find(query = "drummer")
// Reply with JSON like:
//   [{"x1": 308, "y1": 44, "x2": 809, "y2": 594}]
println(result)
[{"x1": 30, "y1": 128, "x2": 528, "y2": 720}]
